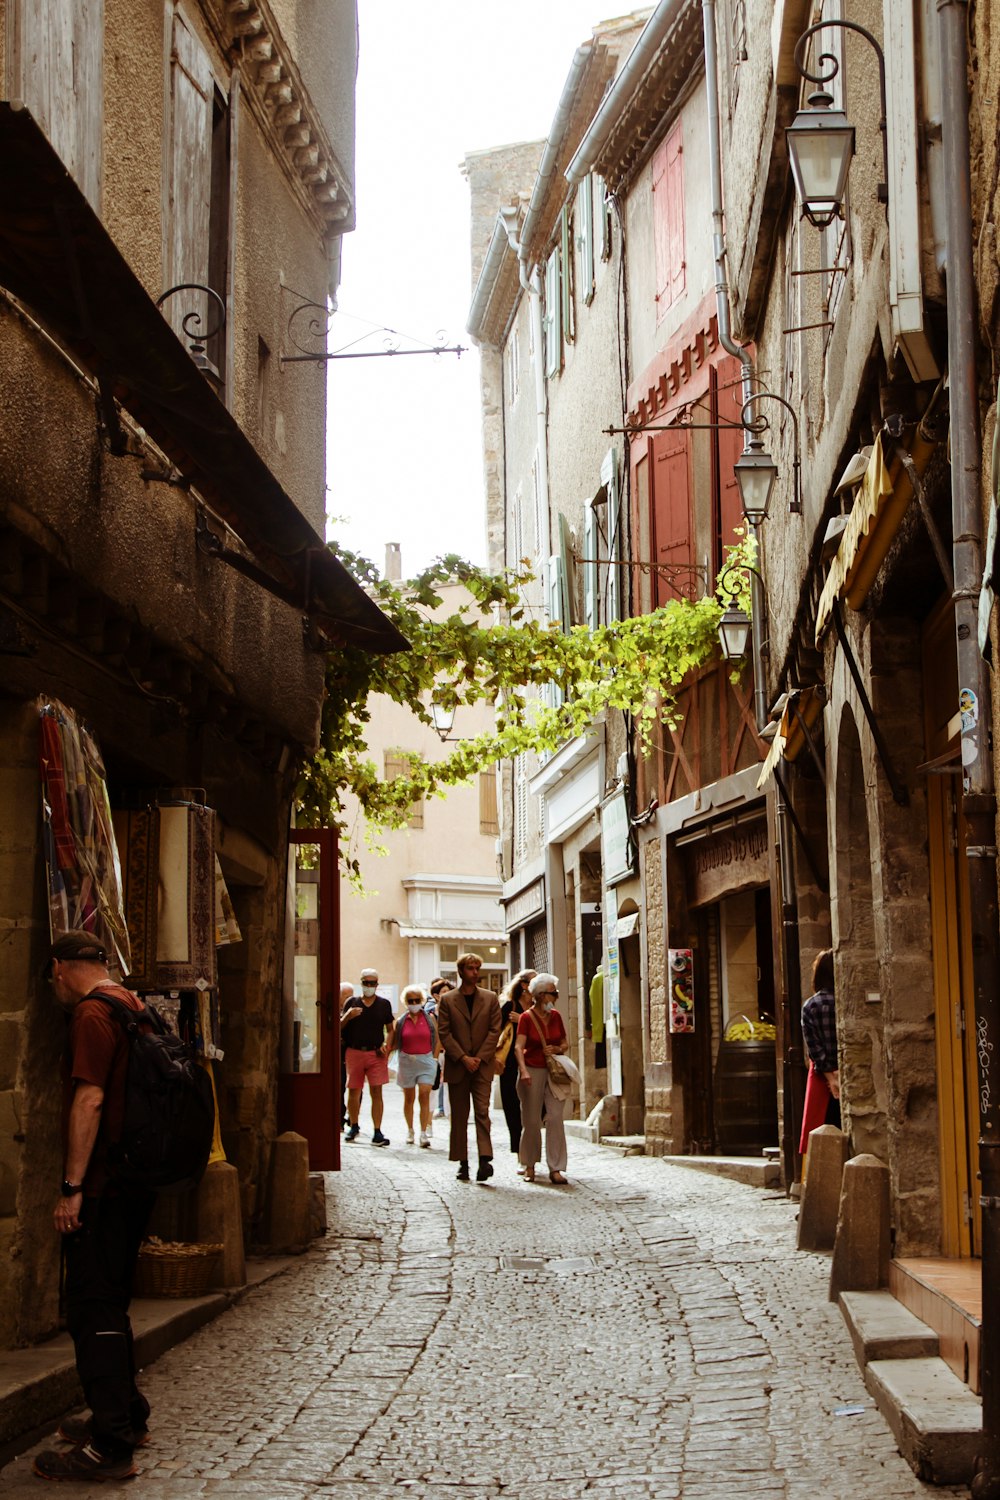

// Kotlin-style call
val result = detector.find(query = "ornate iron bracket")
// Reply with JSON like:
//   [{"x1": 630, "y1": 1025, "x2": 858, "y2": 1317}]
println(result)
[
  {"x1": 156, "y1": 284, "x2": 226, "y2": 381},
  {"x1": 280, "y1": 289, "x2": 466, "y2": 365},
  {"x1": 793, "y1": 19, "x2": 889, "y2": 207}
]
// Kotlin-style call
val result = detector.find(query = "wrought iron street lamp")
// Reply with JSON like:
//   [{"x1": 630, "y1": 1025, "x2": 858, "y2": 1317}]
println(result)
[
  {"x1": 431, "y1": 701, "x2": 457, "y2": 742},
  {"x1": 734, "y1": 437, "x2": 778, "y2": 524},
  {"x1": 787, "y1": 20, "x2": 888, "y2": 230},
  {"x1": 718, "y1": 602, "x2": 752, "y2": 663}
]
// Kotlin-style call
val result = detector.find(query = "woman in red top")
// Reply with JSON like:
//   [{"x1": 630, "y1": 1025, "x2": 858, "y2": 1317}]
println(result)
[
  {"x1": 514, "y1": 972, "x2": 570, "y2": 1184},
  {"x1": 394, "y1": 985, "x2": 439, "y2": 1147}
]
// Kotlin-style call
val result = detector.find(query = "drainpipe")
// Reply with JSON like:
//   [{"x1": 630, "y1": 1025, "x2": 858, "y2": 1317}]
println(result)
[{"x1": 938, "y1": 3, "x2": 1000, "y2": 1493}]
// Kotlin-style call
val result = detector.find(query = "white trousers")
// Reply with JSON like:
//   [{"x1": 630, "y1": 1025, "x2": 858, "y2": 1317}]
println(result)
[{"x1": 516, "y1": 1067, "x2": 567, "y2": 1173}]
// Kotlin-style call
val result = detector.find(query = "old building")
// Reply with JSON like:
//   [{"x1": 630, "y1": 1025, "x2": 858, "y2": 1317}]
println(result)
[{"x1": 0, "y1": 0, "x2": 402, "y2": 1356}]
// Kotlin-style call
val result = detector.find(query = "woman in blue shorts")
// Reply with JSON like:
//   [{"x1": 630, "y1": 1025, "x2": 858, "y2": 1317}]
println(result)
[{"x1": 395, "y1": 986, "x2": 439, "y2": 1147}]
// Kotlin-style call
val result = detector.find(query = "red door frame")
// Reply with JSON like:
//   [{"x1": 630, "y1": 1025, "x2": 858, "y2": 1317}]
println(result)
[{"x1": 278, "y1": 828, "x2": 341, "y2": 1171}]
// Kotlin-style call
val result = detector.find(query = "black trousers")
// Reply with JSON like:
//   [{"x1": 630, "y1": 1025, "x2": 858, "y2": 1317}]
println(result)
[
  {"x1": 499, "y1": 1066, "x2": 522, "y2": 1152},
  {"x1": 63, "y1": 1190, "x2": 156, "y2": 1457}
]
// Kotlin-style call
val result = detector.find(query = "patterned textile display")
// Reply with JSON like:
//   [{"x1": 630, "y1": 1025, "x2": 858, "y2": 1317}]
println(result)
[
  {"x1": 156, "y1": 803, "x2": 217, "y2": 990},
  {"x1": 214, "y1": 857, "x2": 242, "y2": 946},
  {"x1": 38, "y1": 699, "x2": 131, "y2": 976},
  {"x1": 112, "y1": 807, "x2": 160, "y2": 989}
]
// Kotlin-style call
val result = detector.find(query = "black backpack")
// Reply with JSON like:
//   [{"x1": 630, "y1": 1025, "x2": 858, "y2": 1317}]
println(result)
[{"x1": 88, "y1": 989, "x2": 216, "y2": 1192}]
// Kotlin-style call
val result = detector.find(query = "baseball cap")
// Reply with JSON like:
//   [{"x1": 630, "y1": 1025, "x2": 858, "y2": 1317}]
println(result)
[
  {"x1": 49, "y1": 930, "x2": 109, "y2": 964},
  {"x1": 360, "y1": 968, "x2": 378, "y2": 981}
]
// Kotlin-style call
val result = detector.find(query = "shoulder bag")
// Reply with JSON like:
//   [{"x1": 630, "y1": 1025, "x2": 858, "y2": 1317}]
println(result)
[{"x1": 527, "y1": 1008, "x2": 572, "y2": 1100}]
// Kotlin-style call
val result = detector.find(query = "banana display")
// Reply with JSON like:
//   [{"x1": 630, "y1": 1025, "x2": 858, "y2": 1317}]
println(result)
[{"x1": 723, "y1": 1014, "x2": 777, "y2": 1043}]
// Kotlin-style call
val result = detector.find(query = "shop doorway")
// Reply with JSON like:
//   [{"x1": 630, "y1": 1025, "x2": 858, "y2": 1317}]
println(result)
[
  {"x1": 278, "y1": 829, "x2": 341, "y2": 1171},
  {"x1": 618, "y1": 904, "x2": 644, "y2": 1134},
  {"x1": 923, "y1": 602, "x2": 980, "y2": 1256},
  {"x1": 703, "y1": 888, "x2": 778, "y2": 1155}
]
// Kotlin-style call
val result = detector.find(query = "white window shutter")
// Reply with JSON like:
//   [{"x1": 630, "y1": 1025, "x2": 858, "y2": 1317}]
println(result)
[
  {"x1": 584, "y1": 505, "x2": 598, "y2": 629},
  {"x1": 579, "y1": 175, "x2": 595, "y2": 305},
  {"x1": 602, "y1": 447, "x2": 621, "y2": 623},
  {"x1": 544, "y1": 247, "x2": 561, "y2": 378}
]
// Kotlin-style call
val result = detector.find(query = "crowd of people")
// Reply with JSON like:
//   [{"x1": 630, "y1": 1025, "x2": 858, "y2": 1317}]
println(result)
[{"x1": 340, "y1": 953, "x2": 576, "y2": 1186}]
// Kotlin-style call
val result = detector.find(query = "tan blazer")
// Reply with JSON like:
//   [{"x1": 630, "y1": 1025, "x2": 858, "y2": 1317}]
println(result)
[{"x1": 437, "y1": 985, "x2": 502, "y2": 1084}]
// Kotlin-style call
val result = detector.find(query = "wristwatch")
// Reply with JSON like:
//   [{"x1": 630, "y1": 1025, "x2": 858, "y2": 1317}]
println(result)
[{"x1": 61, "y1": 1179, "x2": 83, "y2": 1196}]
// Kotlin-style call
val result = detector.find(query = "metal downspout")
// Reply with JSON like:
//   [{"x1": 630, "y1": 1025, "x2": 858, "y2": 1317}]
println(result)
[{"x1": 937, "y1": 3, "x2": 1000, "y2": 1493}]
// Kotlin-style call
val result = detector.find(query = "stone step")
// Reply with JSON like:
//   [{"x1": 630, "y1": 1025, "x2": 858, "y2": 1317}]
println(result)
[
  {"x1": 839, "y1": 1289, "x2": 940, "y2": 1368},
  {"x1": 660, "y1": 1154, "x2": 780, "y2": 1188},
  {"x1": 865, "y1": 1356, "x2": 982, "y2": 1486},
  {"x1": 598, "y1": 1135, "x2": 646, "y2": 1156},
  {"x1": 564, "y1": 1120, "x2": 598, "y2": 1144}
]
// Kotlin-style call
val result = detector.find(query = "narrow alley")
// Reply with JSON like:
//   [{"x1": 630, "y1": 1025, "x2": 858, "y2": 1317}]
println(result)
[{"x1": 1, "y1": 1098, "x2": 969, "y2": 1499}]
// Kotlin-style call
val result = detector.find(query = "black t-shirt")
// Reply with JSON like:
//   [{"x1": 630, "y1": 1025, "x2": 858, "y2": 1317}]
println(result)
[{"x1": 342, "y1": 995, "x2": 393, "y2": 1051}]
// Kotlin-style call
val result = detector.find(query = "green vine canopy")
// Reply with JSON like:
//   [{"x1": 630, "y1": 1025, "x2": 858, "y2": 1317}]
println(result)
[{"x1": 298, "y1": 537, "x2": 756, "y2": 874}]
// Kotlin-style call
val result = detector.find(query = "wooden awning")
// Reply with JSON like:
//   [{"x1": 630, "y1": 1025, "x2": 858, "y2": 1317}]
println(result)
[
  {"x1": 0, "y1": 104, "x2": 407, "y2": 654},
  {"x1": 756, "y1": 686, "x2": 826, "y2": 790}
]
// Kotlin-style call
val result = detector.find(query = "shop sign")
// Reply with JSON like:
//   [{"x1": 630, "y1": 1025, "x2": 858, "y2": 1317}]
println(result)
[
  {"x1": 668, "y1": 948, "x2": 695, "y2": 1033},
  {"x1": 503, "y1": 877, "x2": 545, "y2": 930},
  {"x1": 685, "y1": 819, "x2": 768, "y2": 907},
  {"x1": 601, "y1": 789, "x2": 634, "y2": 886}
]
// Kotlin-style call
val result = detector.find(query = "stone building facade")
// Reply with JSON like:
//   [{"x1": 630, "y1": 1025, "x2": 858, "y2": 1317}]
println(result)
[{"x1": 0, "y1": 0, "x2": 400, "y2": 1354}]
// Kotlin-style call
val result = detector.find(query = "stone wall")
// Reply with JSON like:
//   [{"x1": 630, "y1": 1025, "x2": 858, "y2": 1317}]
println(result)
[{"x1": 641, "y1": 831, "x2": 674, "y2": 1154}]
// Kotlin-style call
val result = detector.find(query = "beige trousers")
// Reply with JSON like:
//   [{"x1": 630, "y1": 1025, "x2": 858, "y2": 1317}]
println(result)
[{"x1": 516, "y1": 1067, "x2": 567, "y2": 1173}]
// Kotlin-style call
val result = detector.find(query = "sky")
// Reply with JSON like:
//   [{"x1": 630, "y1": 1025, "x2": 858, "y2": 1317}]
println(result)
[{"x1": 325, "y1": 0, "x2": 619, "y2": 580}]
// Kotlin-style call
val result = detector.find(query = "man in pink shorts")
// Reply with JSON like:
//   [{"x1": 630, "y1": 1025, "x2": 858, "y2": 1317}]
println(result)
[{"x1": 341, "y1": 968, "x2": 395, "y2": 1145}]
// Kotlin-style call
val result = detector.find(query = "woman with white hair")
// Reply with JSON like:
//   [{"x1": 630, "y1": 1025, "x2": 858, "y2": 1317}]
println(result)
[
  {"x1": 514, "y1": 972, "x2": 570, "y2": 1184},
  {"x1": 395, "y1": 985, "x2": 439, "y2": 1146}
]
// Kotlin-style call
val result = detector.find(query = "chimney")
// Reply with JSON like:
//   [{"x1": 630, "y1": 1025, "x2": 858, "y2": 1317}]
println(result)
[{"x1": 384, "y1": 542, "x2": 402, "y2": 582}]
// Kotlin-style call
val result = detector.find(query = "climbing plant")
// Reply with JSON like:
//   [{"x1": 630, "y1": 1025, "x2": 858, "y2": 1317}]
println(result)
[{"x1": 298, "y1": 537, "x2": 756, "y2": 876}]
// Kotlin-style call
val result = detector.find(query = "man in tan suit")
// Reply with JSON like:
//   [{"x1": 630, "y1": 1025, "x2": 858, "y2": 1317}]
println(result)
[{"x1": 437, "y1": 953, "x2": 502, "y2": 1181}]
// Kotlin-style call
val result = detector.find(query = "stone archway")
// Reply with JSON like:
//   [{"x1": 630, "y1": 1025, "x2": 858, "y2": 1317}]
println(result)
[{"x1": 832, "y1": 705, "x2": 889, "y2": 1158}]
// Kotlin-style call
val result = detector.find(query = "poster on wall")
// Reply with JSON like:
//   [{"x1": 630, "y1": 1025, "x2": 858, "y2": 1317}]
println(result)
[
  {"x1": 606, "y1": 911, "x2": 620, "y2": 1018},
  {"x1": 668, "y1": 948, "x2": 695, "y2": 1033},
  {"x1": 607, "y1": 1034, "x2": 623, "y2": 1095}
]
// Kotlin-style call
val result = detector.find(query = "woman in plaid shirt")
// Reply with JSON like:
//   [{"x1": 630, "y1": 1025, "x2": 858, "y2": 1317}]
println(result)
[{"x1": 799, "y1": 949, "x2": 840, "y2": 1151}]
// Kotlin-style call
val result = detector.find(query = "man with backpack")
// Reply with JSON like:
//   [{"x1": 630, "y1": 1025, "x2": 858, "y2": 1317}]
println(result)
[{"x1": 33, "y1": 932, "x2": 166, "y2": 1482}]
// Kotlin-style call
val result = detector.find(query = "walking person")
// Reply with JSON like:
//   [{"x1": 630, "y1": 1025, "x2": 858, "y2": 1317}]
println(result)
[
  {"x1": 33, "y1": 932, "x2": 158, "y2": 1483},
  {"x1": 426, "y1": 977, "x2": 449, "y2": 1120},
  {"x1": 395, "y1": 985, "x2": 439, "y2": 1146},
  {"x1": 341, "y1": 968, "x2": 395, "y2": 1146},
  {"x1": 338, "y1": 981, "x2": 354, "y2": 1129},
  {"x1": 436, "y1": 953, "x2": 501, "y2": 1181},
  {"x1": 498, "y1": 969, "x2": 535, "y2": 1158},
  {"x1": 515, "y1": 972, "x2": 571, "y2": 1185},
  {"x1": 799, "y1": 949, "x2": 840, "y2": 1156}
]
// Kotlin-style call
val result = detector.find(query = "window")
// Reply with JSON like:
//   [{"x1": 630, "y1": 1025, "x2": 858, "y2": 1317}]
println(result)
[
  {"x1": 479, "y1": 767, "x2": 499, "y2": 837},
  {"x1": 652, "y1": 122, "x2": 685, "y2": 320},
  {"x1": 543, "y1": 245, "x2": 562, "y2": 377},
  {"x1": 13, "y1": 0, "x2": 104, "y2": 208},
  {"x1": 577, "y1": 176, "x2": 595, "y2": 306},
  {"x1": 650, "y1": 427, "x2": 694, "y2": 604},
  {"x1": 383, "y1": 750, "x2": 424, "y2": 830},
  {"x1": 596, "y1": 175, "x2": 612, "y2": 262},
  {"x1": 165, "y1": 11, "x2": 232, "y2": 393}
]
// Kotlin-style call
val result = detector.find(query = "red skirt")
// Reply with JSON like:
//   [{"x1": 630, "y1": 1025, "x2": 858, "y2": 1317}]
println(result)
[{"x1": 799, "y1": 1062, "x2": 831, "y2": 1156}]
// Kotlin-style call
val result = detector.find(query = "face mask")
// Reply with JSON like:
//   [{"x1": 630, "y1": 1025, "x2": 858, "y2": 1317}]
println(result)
[
  {"x1": 406, "y1": 1002, "x2": 422, "y2": 1013},
  {"x1": 537, "y1": 1000, "x2": 552, "y2": 1014},
  {"x1": 362, "y1": 982, "x2": 377, "y2": 994}
]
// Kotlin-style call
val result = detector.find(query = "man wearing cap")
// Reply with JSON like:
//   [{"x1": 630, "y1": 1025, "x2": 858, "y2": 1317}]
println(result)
[
  {"x1": 32, "y1": 931, "x2": 156, "y2": 1484},
  {"x1": 341, "y1": 968, "x2": 394, "y2": 1146},
  {"x1": 436, "y1": 953, "x2": 502, "y2": 1181}
]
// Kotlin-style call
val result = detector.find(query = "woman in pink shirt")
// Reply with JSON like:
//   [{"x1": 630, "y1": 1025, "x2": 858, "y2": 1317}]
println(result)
[{"x1": 395, "y1": 986, "x2": 439, "y2": 1147}]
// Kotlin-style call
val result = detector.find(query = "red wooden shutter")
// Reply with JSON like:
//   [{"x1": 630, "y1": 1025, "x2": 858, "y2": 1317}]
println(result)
[
  {"x1": 651, "y1": 137, "x2": 670, "y2": 316},
  {"x1": 715, "y1": 355, "x2": 746, "y2": 572},
  {"x1": 665, "y1": 125, "x2": 686, "y2": 304},
  {"x1": 651, "y1": 426, "x2": 693, "y2": 604}
]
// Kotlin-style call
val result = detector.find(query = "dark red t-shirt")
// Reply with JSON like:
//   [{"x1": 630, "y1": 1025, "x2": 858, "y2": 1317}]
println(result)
[
  {"x1": 66, "y1": 984, "x2": 146, "y2": 1194},
  {"x1": 516, "y1": 1007, "x2": 566, "y2": 1069}
]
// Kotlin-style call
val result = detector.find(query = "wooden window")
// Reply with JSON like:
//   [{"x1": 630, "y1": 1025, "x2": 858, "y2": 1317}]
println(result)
[
  {"x1": 383, "y1": 750, "x2": 424, "y2": 830},
  {"x1": 652, "y1": 122, "x2": 685, "y2": 320},
  {"x1": 578, "y1": 176, "x2": 595, "y2": 306},
  {"x1": 13, "y1": 0, "x2": 104, "y2": 209},
  {"x1": 650, "y1": 426, "x2": 693, "y2": 604},
  {"x1": 165, "y1": 12, "x2": 231, "y2": 393},
  {"x1": 543, "y1": 247, "x2": 562, "y2": 378},
  {"x1": 479, "y1": 767, "x2": 499, "y2": 837}
]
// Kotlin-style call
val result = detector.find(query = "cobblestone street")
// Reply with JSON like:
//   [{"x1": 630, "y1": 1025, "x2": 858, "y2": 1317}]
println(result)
[{"x1": 2, "y1": 1097, "x2": 970, "y2": 1498}]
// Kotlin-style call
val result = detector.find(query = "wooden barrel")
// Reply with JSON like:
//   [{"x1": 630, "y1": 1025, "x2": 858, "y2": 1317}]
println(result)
[{"x1": 713, "y1": 1039, "x2": 779, "y2": 1156}]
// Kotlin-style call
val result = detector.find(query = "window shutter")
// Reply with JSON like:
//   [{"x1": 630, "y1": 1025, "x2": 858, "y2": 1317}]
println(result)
[
  {"x1": 479, "y1": 767, "x2": 499, "y2": 837},
  {"x1": 651, "y1": 427, "x2": 693, "y2": 604},
  {"x1": 544, "y1": 248, "x2": 561, "y2": 378},
  {"x1": 665, "y1": 125, "x2": 686, "y2": 305},
  {"x1": 597, "y1": 174, "x2": 612, "y2": 262},
  {"x1": 584, "y1": 504, "x2": 598, "y2": 629},
  {"x1": 546, "y1": 554, "x2": 565, "y2": 710},
  {"x1": 558, "y1": 513, "x2": 574, "y2": 629},
  {"x1": 578, "y1": 176, "x2": 595, "y2": 306},
  {"x1": 560, "y1": 207, "x2": 574, "y2": 342},
  {"x1": 602, "y1": 447, "x2": 621, "y2": 623},
  {"x1": 512, "y1": 485, "x2": 524, "y2": 569},
  {"x1": 383, "y1": 750, "x2": 424, "y2": 830},
  {"x1": 167, "y1": 13, "x2": 215, "y2": 342},
  {"x1": 651, "y1": 137, "x2": 670, "y2": 315},
  {"x1": 18, "y1": 0, "x2": 104, "y2": 208}
]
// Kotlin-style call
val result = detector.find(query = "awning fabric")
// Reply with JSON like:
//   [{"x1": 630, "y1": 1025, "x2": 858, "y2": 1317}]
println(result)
[
  {"x1": 397, "y1": 926, "x2": 508, "y2": 944},
  {"x1": 815, "y1": 429, "x2": 935, "y2": 642},
  {"x1": 756, "y1": 686, "x2": 825, "y2": 790},
  {"x1": 0, "y1": 105, "x2": 406, "y2": 654}
]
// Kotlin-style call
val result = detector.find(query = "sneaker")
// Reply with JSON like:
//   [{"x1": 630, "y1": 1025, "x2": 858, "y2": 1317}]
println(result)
[
  {"x1": 372, "y1": 1130, "x2": 390, "y2": 1147},
  {"x1": 434, "y1": 1109, "x2": 446, "y2": 1118},
  {"x1": 476, "y1": 1158, "x2": 494, "y2": 1182},
  {"x1": 456, "y1": 1160, "x2": 470, "y2": 1181},
  {"x1": 344, "y1": 1123, "x2": 360, "y2": 1142},
  {"x1": 426, "y1": 1120, "x2": 433, "y2": 1139},
  {"x1": 419, "y1": 1130, "x2": 430, "y2": 1148},
  {"x1": 33, "y1": 1445, "x2": 138, "y2": 1482},
  {"x1": 57, "y1": 1416, "x2": 150, "y2": 1449},
  {"x1": 406, "y1": 1128, "x2": 415, "y2": 1145}
]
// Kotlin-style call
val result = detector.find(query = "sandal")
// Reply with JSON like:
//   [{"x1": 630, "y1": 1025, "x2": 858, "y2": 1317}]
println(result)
[
  {"x1": 549, "y1": 1171, "x2": 568, "y2": 1185},
  {"x1": 523, "y1": 1167, "x2": 535, "y2": 1182}
]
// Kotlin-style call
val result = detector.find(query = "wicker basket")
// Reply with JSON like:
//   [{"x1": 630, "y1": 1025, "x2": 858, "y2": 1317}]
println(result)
[{"x1": 134, "y1": 1241, "x2": 223, "y2": 1299}]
